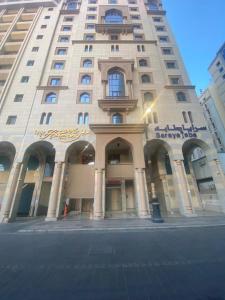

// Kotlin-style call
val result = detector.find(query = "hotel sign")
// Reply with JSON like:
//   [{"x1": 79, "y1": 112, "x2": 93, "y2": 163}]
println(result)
[
  {"x1": 155, "y1": 124, "x2": 207, "y2": 139},
  {"x1": 35, "y1": 128, "x2": 89, "y2": 143}
]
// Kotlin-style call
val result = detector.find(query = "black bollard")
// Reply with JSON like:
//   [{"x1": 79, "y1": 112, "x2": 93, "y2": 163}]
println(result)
[{"x1": 151, "y1": 201, "x2": 164, "y2": 223}]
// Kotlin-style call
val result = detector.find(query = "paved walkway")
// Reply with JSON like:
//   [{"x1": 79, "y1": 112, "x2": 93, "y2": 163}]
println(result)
[{"x1": 1, "y1": 214, "x2": 224, "y2": 233}]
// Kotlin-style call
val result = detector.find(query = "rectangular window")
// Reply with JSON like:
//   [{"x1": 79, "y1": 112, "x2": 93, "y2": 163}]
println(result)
[
  {"x1": 110, "y1": 35, "x2": 119, "y2": 40},
  {"x1": 88, "y1": 0, "x2": 97, "y2": 3},
  {"x1": 87, "y1": 15, "x2": 96, "y2": 20},
  {"x1": 0, "y1": 80, "x2": 5, "y2": 86},
  {"x1": 88, "y1": 7, "x2": 97, "y2": 11},
  {"x1": 58, "y1": 36, "x2": 70, "y2": 42},
  {"x1": 109, "y1": 0, "x2": 117, "y2": 3},
  {"x1": 162, "y1": 47, "x2": 173, "y2": 55},
  {"x1": 26, "y1": 60, "x2": 34, "y2": 66},
  {"x1": 165, "y1": 61, "x2": 177, "y2": 69},
  {"x1": 85, "y1": 23, "x2": 95, "y2": 29},
  {"x1": 32, "y1": 47, "x2": 39, "y2": 52},
  {"x1": 159, "y1": 36, "x2": 169, "y2": 43},
  {"x1": 6, "y1": 115, "x2": 17, "y2": 125},
  {"x1": 153, "y1": 17, "x2": 162, "y2": 22},
  {"x1": 84, "y1": 34, "x2": 95, "y2": 41},
  {"x1": 63, "y1": 16, "x2": 74, "y2": 22},
  {"x1": 44, "y1": 16, "x2": 50, "y2": 19},
  {"x1": 156, "y1": 26, "x2": 165, "y2": 32},
  {"x1": 219, "y1": 67, "x2": 224, "y2": 73},
  {"x1": 41, "y1": 25, "x2": 47, "y2": 29},
  {"x1": 14, "y1": 94, "x2": 23, "y2": 102},
  {"x1": 131, "y1": 15, "x2": 140, "y2": 20},
  {"x1": 21, "y1": 76, "x2": 29, "y2": 83},
  {"x1": 128, "y1": 0, "x2": 137, "y2": 4},
  {"x1": 55, "y1": 48, "x2": 67, "y2": 55},
  {"x1": 52, "y1": 61, "x2": 65, "y2": 69},
  {"x1": 137, "y1": 45, "x2": 145, "y2": 52},
  {"x1": 111, "y1": 45, "x2": 119, "y2": 52},
  {"x1": 170, "y1": 77, "x2": 181, "y2": 85},
  {"x1": 134, "y1": 34, "x2": 144, "y2": 41},
  {"x1": 50, "y1": 78, "x2": 61, "y2": 86},
  {"x1": 62, "y1": 26, "x2": 71, "y2": 31},
  {"x1": 129, "y1": 7, "x2": 138, "y2": 11},
  {"x1": 216, "y1": 61, "x2": 221, "y2": 67},
  {"x1": 133, "y1": 24, "x2": 142, "y2": 29}
]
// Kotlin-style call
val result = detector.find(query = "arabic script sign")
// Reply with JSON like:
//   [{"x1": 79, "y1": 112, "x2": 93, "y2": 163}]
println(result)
[
  {"x1": 155, "y1": 124, "x2": 207, "y2": 139},
  {"x1": 35, "y1": 128, "x2": 89, "y2": 143}
]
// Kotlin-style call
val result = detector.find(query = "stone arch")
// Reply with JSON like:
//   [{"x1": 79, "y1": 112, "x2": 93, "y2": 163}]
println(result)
[
  {"x1": 11, "y1": 141, "x2": 56, "y2": 219},
  {"x1": 0, "y1": 141, "x2": 16, "y2": 212},
  {"x1": 61, "y1": 140, "x2": 96, "y2": 219},
  {"x1": 182, "y1": 138, "x2": 222, "y2": 213},
  {"x1": 144, "y1": 139, "x2": 176, "y2": 215}
]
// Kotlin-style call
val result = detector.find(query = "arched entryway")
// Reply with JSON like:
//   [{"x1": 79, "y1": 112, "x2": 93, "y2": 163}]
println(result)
[
  {"x1": 0, "y1": 142, "x2": 16, "y2": 212},
  {"x1": 105, "y1": 138, "x2": 136, "y2": 218},
  {"x1": 62, "y1": 141, "x2": 95, "y2": 219},
  {"x1": 182, "y1": 139, "x2": 223, "y2": 213},
  {"x1": 15, "y1": 141, "x2": 55, "y2": 218},
  {"x1": 145, "y1": 139, "x2": 177, "y2": 216}
]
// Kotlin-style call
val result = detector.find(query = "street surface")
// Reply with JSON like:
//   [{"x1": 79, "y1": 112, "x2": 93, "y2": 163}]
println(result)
[{"x1": 0, "y1": 218, "x2": 225, "y2": 300}]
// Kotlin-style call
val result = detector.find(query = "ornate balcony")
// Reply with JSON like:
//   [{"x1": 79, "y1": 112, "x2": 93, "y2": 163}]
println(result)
[
  {"x1": 98, "y1": 96, "x2": 137, "y2": 112},
  {"x1": 95, "y1": 24, "x2": 134, "y2": 34}
]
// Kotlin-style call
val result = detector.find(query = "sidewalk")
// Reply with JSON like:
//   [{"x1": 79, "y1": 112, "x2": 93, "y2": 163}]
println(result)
[{"x1": 13, "y1": 215, "x2": 225, "y2": 233}]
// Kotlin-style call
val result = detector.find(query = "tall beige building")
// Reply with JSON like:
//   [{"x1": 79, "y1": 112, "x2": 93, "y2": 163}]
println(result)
[{"x1": 0, "y1": 0, "x2": 225, "y2": 223}]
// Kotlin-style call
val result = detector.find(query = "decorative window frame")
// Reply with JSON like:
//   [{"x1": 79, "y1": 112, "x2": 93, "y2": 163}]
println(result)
[
  {"x1": 77, "y1": 90, "x2": 93, "y2": 104},
  {"x1": 79, "y1": 73, "x2": 94, "y2": 85},
  {"x1": 42, "y1": 91, "x2": 59, "y2": 104}
]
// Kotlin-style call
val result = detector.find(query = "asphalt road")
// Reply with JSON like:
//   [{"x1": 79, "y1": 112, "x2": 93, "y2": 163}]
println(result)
[{"x1": 0, "y1": 225, "x2": 225, "y2": 300}]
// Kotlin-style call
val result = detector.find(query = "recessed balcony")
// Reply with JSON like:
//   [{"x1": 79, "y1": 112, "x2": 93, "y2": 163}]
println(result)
[
  {"x1": 0, "y1": 54, "x2": 16, "y2": 64},
  {"x1": 95, "y1": 24, "x2": 134, "y2": 34},
  {"x1": 98, "y1": 96, "x2": 137, "y2": 112}
]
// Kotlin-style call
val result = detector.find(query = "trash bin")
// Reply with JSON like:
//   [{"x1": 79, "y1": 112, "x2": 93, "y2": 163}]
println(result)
[{"x1": 151, "y1": 201, "x2": 164, "y2": 223}]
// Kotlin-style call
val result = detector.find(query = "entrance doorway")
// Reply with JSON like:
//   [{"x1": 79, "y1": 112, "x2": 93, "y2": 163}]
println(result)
[{"x1": 17, "y1": 183, "x2": 35, "y2": 217}]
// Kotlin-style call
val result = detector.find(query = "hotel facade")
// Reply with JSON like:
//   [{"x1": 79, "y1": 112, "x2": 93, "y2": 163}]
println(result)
[{"x1": 0, "y1": 0, "x2": 225, "y2": 223}]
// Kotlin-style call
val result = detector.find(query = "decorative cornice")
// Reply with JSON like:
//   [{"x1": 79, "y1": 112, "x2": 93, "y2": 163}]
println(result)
[
  {"x1": 164, "y1": 85, "x2": 195, "y2": 90},
  {"x1": 98, "y1": 98, "x2": 138, "y2": 112},
  {"x1": 89, "y1": 124, "x2": 146, "y2": 134},
  {"x1": 72, "y1": 40, "x2": 157, "y2": 45},
  {"x1": 37, "y1": 86, "x2": 69, "y2": 90}
]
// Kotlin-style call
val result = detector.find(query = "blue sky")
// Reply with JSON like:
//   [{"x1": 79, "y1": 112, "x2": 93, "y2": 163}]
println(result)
[{"x1": 163, "y1": 0, "x2": 225, "y2": 95}]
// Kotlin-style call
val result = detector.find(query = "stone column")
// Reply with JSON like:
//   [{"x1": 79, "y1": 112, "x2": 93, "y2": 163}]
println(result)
[
  {"x1": 121, "y1": 179, "x2": 127, "y2": 212},
  {"x1": 46, "y1": 162, "x2": 63, "y2": 221},
  {"x1": 0, "y1": 162, "x2": 22, "y2": 223},
  {"x1": 127, "y1": 80, "x2": 133, "y2": 99},
  {"x1": 172, "y1": 160, "x2": 195, "y2": 216},
  {"x1": 94, "y1": 168, "x2": 104, "y2": 219},
  {"x1": 208, "y1": 159, "x2": 225, "y2": 212},
  {"x1": 135, "y1": 168, "x2": 149, "y2": 218},
  {"x1": 103, "y1": 81, "x2": 107, "y2": 98}
]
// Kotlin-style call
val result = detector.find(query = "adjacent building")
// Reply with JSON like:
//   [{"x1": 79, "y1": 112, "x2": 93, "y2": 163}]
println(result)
[{"x1": 0, "y1": 0, "x2": 225, "y2": 223}]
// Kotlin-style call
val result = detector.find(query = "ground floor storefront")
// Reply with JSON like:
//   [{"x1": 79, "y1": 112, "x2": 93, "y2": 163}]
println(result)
[{"x1": 1, "y1": 124, "x2": 225, "y2": 223}]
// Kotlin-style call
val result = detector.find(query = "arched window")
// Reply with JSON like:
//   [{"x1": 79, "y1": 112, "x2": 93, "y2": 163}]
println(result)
[
  {"x1": 46, "y1": 113, "x2": 52, "y2": 124},
  {"x1": 141, "y1": 74, "x2": 150, "y2": 83},
  {"x1": 0, "y1": 156, "x2": 10, "y2": 171},
  {"x1": 67, "y1": 1, "x2": 76, "y2": 10},
  {"x1": 27, "y1": 156, "x2": 39, "y2": 171},
  {"x1": 83, "y1": 59, "x2": 92, "y2": 67},
  {"x1": 112, "y1": 113, "x2": 123, "y2": 124},
  {"x1": 139, "y1": 59, "x2": 148, "y2": 67},
  {"x1": 144, "y1": 92, "x2": 154, "y2": 103},
  {"x1": 78, "y1": 113, "x2": 83, "y2": 124},
  {"x1": 105, "y1": 9, "x2": 123, "y2": 24},
  {"x1": 81, "y1": 75, "x2": 91, "y2": 84},
  {"x1": 40, "y1": 113, "x2": 46, "y2": 124},
  {"x1": 80, "y1": 92, "x2": 90, "y2": 103},
  {"x1": 84, "y1": 113, "x2": 89, "y2": 124},
  {"x1": 177, "y1": 91, "x2": 187, "y2": 102},
  {"x1": 188, "y1": 111, "x2": 193, "y2": 123},
  {"x1": 182, "y1": 111, "x2": 188, "y2": 123},
  {"x1": 148, "y1": 0, "x2": 158, "y2": 10},
  {"x1": 108, "y1": 70, "x2": 125, "y2": 97},
  {"x1": 45, "y1": 92, "x2": 57, "y2": 104}
]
